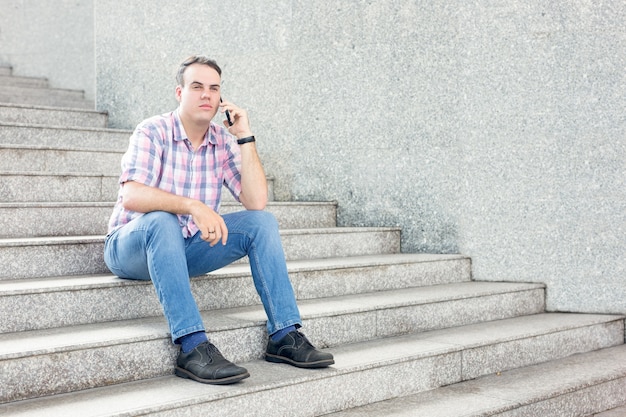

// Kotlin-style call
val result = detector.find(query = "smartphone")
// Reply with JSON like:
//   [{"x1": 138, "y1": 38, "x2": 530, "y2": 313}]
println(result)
[{"x1": 220, "y1": 97, "x2": 233, "y2": 126}]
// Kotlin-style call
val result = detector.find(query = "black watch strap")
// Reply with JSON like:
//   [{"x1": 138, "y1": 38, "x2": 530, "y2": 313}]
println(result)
[{"x1": 237, "y1": 136, "x2": 256, "y2": 145}]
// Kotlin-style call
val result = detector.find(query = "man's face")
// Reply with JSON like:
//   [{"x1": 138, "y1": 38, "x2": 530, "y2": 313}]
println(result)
[{"x1": 176, "y1": 63, "x2": 222, "y2": 124}]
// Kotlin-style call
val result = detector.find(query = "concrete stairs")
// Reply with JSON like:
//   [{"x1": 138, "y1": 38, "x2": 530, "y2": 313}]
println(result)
[{"x1": 0, "y1": 65, "x2": 624, "y2": 416}]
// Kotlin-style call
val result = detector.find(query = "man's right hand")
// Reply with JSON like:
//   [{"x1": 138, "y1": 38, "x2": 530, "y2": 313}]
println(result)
[
  {"x1": 122, "y1": 181, "x2": 228, "y2": 246},
  {"x1": 189, "y1": 200, "x2": 228, "y2": 246}
]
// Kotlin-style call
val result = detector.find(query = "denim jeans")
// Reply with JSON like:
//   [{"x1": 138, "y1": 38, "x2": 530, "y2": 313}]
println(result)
[{"x1": 104, "y1": 210, "x2": 302, "y2": 342}]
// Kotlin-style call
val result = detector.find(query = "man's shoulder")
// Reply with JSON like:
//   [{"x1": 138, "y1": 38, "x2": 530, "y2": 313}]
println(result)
[
  {"x1": 136, "y1": 111, "x2": 176, "y2": 130},
  {"x1": 132, "y1": 111, "x2": 179, "y2": 143}
]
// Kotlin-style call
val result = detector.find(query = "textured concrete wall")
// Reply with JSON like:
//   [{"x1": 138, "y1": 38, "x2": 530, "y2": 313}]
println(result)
[
  {"x1": 0, "y1": 0, "x2": 95, "y2": 100},
  {"x1": 94, "y1": 1, "x2": 625, "y2": 315}
]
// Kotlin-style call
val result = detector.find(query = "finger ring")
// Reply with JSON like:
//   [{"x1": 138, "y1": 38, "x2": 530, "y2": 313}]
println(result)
[{"x1": 209, "y1": 230, "x2": 215, "y2": 234}]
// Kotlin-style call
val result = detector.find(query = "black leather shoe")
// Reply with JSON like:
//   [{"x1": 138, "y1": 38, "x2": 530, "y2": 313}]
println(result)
[
  {"x1": 175, "y1": 341, "x2": 250, "y2": 385},
  {"x1": 265, "y1": 330, "x2": 334, "y2": 368}
]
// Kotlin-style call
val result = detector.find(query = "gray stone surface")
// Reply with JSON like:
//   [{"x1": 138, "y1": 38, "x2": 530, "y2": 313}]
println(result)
[
  {"x1": 0, "y1": 316, "x2": 622, "y2": 416},
  {"x1": 0, "y1": 103, "x2": 108, "y2": 128},
  {"x1": 0, "y1": 145, "x2": 123, "y2": 175},
  {"x1": 0, "y1": 227, "x2": 401, "y2": 280},
  {"x1": 0, "y1": 254, "x2": 470, "y2": 333},
  {"x1": 595, "y1": 405, "x2": 626, "y2": 417},
  {"x1": 1, "y1": 0, "x2": 624, "y2": 315},
  {"x1": 327, "y1": 344, "x2": 626, "y2": 417},
  {"x1": 89, "y1": 1, "x2": 626, "y2": 317},
  {"x1": 0, "y1": 123, "x2": 131, "y2": 151},
  {"x1": 0, "y1": 172, "x2": 118, "y2": 202},
  {"x1": 0, "y1": 201, "x2": 336, "y2": 238},
  {"x1": 0, "y1": 202, "x2": 113, "y2": 238},
  {"x1": 0, "y1": 0, "x2": 95, "y2": 100}
]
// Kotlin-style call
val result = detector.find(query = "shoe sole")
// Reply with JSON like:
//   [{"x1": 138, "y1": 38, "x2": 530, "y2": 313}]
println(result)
[
  {"x1": 265, "y1": 353, "x2": 335, "y2": 369},
  {"x1": 174, "y1": 367, "x2": 250, "y2": 385}
]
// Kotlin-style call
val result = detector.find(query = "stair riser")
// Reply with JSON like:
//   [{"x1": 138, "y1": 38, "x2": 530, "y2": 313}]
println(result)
[
  {"x1": 0, "y1": 229, "x2": 400, "y2": 280},
  {"x1": 167, "y1": 354, "x2": 462, "y2": 417},
  {"x1": 0, "y1": 148, "x2": 122, "y2": 175},
  {"x1": 0, "y1": 174, "x2": 118, "y2": 202},
  {"x1": 0, "y1": 205, "x2": 112, "y2": 238},
  {"x1": 2, "y1": 339, "x2": 178, "y2": 405},
  {"x1": 292, "y1": 258, "x2": 471, "y2": 301},
  {"x1": 310, "y1": 289, "x2": 546, "y2": 347},
  {"x1": 0, "y1": 105, "x2": 108, "y2": 128},
  {"x1": 460, "y1": 320, "x2": 625, "y2": 380},
  {"x1": 496, "y1": 378, "x2": 626, "y2": 417},
  {"x1": 2, "y1": 317, "x2": 620, "y2": 406},
  {"x1": 0, "y1": 258, "x2": 471, "y2": 333},
  {"x1": 0, "y1": 124, "x2": 130, "y2": 151},
  {"x1": 326, "y1": 345, "x2": 626, "y2": 417},
  {"x1": 0, "y1": 241, "x2": 106, "y2": 279},
  {"x1": 280, "y1": 229, "x2": 400, "y2": 260},
  {"x1": 0, "y1": 174, "x2": 275, "y2": 203},
  {"x1": 0, "y1": 94, "x2": 94, "y2": 109},
  {"x1": 0, "y1": 203, "x2": 337, "y2": 238},
  {"x1": 0, "y1": 85, "x2": 84, "y2": 100},
  {"x1": 0, "y1": 75, "x2": 48, "y2": 88}
]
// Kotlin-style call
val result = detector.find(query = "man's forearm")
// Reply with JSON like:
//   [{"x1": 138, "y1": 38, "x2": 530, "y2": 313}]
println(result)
[
  {"x1": 238, "y1": 142, "x2": 268, "y2": 210},
  {"x1": 121, "y1": 181, "x2": 200, "y2": 215}
]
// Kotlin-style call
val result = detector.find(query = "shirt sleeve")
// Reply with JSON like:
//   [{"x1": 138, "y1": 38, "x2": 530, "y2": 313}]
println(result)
[{"x1": 119, "y1": 122, "x2": 163, "y2": 187}]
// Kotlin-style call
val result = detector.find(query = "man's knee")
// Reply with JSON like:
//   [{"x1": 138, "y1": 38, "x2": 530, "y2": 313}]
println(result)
[
  {"x1": 227, "y1": 210, "x2": 279, "y2": 236},
  {"x1": 134, "y1": 211, "x2": 183, "y2": 242},
  {"x1": 249, "y1": 210, "x2": 278, "y2": 227},
  {"x1": 247, "y1": 211, "x2": 280, "y2": 235},
  {"x1": 141, "y1": 211, "x2": 180, "y2": 229}
]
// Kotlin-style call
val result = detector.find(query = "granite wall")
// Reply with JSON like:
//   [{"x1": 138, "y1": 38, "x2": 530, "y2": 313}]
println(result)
[
  {"x1": 5, "y1": 1, "x2": 624, "y2": 315},
  {"x1": 0, "y1": 0, "x2": 95, "y2": 100}
]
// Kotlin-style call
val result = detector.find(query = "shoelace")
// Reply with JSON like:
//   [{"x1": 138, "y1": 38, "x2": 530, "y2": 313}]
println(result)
[
  {"x1": 201, "y1": 342, "x2": 224, "y2": 360},
  {"x1": 293, "y1": 331, "x2": 314, "y2": 348}
]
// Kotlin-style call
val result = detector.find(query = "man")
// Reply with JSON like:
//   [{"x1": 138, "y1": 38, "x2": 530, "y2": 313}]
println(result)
[{"x1": 104, "y1": 55, "x2": 333, "y2": 385}]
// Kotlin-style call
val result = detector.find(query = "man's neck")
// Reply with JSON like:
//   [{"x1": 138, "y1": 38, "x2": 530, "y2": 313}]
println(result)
[{"x1": 180, "y1": 115, "x2": 210, "y2": 149}]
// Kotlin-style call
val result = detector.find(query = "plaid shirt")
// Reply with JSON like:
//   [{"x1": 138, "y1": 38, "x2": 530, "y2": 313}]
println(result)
[{"x1": 107, "y1": 109, "x2": 242, "y2": 237}]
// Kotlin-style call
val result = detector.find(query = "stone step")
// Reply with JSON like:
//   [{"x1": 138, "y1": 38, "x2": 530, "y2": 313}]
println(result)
[
  {"x1": 0, "y1": 122, "x2": 130, "y2": 150},
  {"x1": 0, "y1": 74, "x2": 48, "y2": 88},
  {"x1": 0, "y1": 254, "x2": 470, "y2": 333},
  {"x1": 0, "y1": 144, "x2": 122, "y2": 175},
  {"x1": 0, "y1": 170, "x2": 275, "y2": 203},
  {"x1": 0, "y1": 312, "x2": 621, "y2": 413},
  {"x1": 325, "y1": 343, "x2": 626, "y2": 417},
  {"x1": 0, "y1": 201, "x2": 338, "y2": 238},
  {"x1": 0, "y1": 103, "x2": 108, "y2": 128},
  {"x1": 0, "y1": 227, "x2": 401, "y2": 280},
  {"x1": 0, "y1": 282, "x2": 546, "y2": 403},
  {"x1": 0, "y1": 171, "x2": 119, "y2": 202},
  {"x1": 0, "y1": 85, "x2": 93, "y2": 109},
  {"x1": 595, "y1": 405, "x2": 626, "y2": 417}
]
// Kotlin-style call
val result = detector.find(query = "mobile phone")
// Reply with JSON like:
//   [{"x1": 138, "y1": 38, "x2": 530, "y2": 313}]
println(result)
[{"x1": 220, "y1": 97, "x2": 233, "y2": 126}]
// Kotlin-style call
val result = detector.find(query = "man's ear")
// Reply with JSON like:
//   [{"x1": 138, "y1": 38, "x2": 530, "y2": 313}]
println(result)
[{"x1": 175, "y1": 85, "x2": 182, "y2": 103}]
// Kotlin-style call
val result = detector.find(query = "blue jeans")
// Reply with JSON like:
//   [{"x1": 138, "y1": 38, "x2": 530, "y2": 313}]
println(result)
[{"x1": 104, "y1": 210, "x2": 302, "y2": 342}]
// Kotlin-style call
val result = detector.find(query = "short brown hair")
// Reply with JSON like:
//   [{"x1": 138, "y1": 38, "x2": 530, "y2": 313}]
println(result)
[{"x1": 176, "y1": 55, "x2": 222, "y2": 86}]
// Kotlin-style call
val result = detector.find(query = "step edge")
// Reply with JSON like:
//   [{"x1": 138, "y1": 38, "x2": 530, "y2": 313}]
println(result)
[
  {"x1": 0, "y1": 254, "x2": 471, "y2": 295},
  {"x1": 0, "y1": 121, "x2": 131, "y2": 133},
  {"x1": 0, "y1": 102, "x2": 105, "y2": 115},
  {"x1": 1, "y1": 321, "x2": 623, "y2": 416},
  {"x1": 0, "y1": 285, "x2": 554, "y2": 359},
  {"x1": 0, "y1": 227, "x2": 403, "y2": 246}
]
